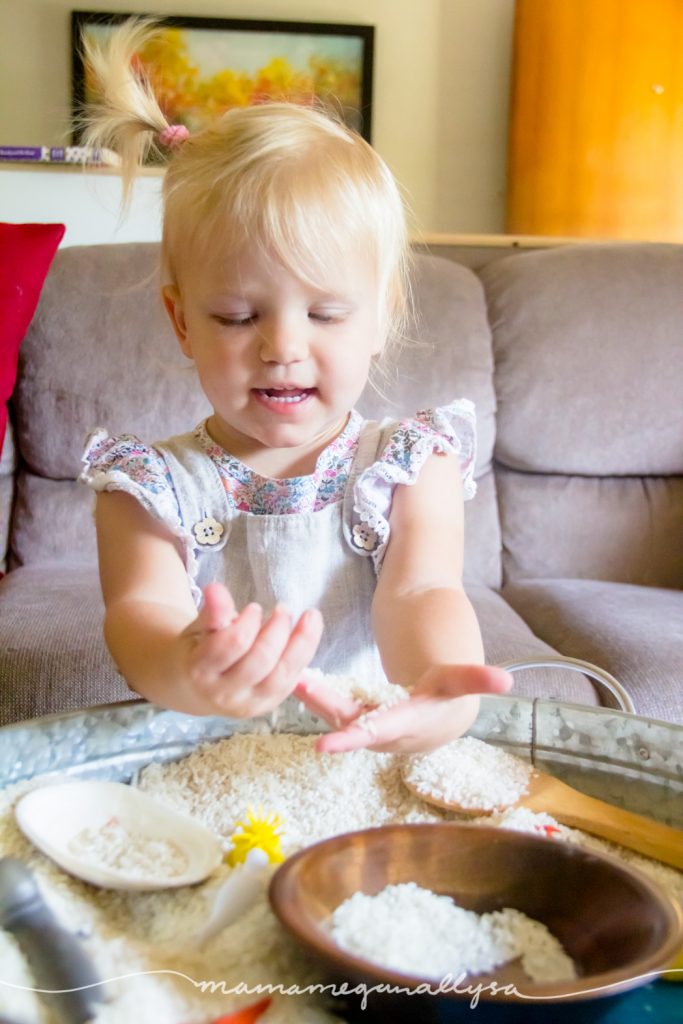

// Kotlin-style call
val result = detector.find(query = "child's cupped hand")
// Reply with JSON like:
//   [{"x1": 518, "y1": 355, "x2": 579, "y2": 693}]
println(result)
[
  {"x1": 179, "y1": 583, "x2": 324, "y2": 717},
  {"x1": 294, "y1": 664, "x2": 514, "y2": 754}
]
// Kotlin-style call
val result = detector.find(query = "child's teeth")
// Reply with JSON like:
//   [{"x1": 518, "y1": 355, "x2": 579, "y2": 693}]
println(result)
[{"x1": 263, "y1": 389, "x2": 308, "y2": 403}]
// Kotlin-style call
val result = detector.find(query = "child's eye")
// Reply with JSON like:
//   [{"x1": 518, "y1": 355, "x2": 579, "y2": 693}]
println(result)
[
  {"x1": 215, "y1": 314, "x2": 256, "y2": 327},
  {"x1": 309, "y1": 311, "x2": 345, "y2": 323}
]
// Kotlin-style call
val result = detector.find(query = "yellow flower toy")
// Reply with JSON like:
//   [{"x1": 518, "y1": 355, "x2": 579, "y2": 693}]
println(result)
[{"x1": 226, "y1": 807, "x2": 285, "y2": 867}]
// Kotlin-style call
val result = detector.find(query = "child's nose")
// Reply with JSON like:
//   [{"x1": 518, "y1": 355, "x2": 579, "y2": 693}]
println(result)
[{"x1": 258, "y1": 318, "x2": 308, "y2": 365}]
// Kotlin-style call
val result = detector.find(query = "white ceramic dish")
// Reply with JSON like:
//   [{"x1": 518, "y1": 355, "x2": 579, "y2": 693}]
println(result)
[{"x1": 15, "y1": 780, "x2": 223, "y2": 891}]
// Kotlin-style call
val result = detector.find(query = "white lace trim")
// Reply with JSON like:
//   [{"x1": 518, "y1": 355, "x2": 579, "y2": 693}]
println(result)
[
  {"x1": 352, "y1": 400, "x2": 477, "y2": 572},
  {"x1": 79, "y1": 428, "x2": 202, "y2": 604}
]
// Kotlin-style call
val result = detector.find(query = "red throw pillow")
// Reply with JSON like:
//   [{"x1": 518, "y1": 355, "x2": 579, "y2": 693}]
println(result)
[{"x1": 0, "y1": 222, "x2": 66, "y2": 452}]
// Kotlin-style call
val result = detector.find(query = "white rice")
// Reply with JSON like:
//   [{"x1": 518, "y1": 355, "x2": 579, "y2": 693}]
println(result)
[
  {"x1": 331, "y1": 882, "x2": 577, "y2": 983},
  {"x1": 0, "y1": 726, "x2": 679, "y2": 1023},
  {"x1": 69, "y1": 818, "x2": 188, "y2": 879},
  {"x1": 403, "y1": 735, "x2": 532, "y2": 810},
  {"x1": 302, "y1": 667, "x2": 409, "y2": 708}
]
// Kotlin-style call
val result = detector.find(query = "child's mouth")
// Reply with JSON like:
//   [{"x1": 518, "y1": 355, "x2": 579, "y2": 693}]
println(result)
[{"x1": 254, "y1": 387, "x2": 314, "y2": 405}]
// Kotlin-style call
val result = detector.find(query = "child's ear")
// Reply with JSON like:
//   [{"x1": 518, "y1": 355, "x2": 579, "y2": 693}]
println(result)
[{"x1": 162, "y1": 285, "x2": 192, "y2": 359}]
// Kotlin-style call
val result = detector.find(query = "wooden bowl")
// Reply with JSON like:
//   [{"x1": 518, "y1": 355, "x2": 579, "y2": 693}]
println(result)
[{"x1": 269, "y1": 823, "x2": 682, "y2": 1020}]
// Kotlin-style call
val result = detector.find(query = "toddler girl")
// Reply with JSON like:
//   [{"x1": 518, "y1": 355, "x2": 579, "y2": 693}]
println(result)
[{"x1": 80, "y1": 20, "x2": 511, "y2": 753}]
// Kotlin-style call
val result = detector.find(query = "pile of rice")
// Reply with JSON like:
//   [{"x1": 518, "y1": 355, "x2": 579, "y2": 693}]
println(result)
[
  {"x1": 402, "y1": 735, "x2": 533, "y2": 810},
  {"x1": 69, "y1": 819, "x2": 189, "y2": 879},
  {"x1": 0, "y1": 726, "x2": 680, "y2": 1024},
  {"x1": 331, "y1": 882, "x2": 577, "y2": 983}
]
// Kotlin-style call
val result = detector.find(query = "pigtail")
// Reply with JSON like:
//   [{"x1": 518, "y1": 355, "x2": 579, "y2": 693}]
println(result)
[{"x1": 78, "y1": 18, "x2": 171, "y2": 205}]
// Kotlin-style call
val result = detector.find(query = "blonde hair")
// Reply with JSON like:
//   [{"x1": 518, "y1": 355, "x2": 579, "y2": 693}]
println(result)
[{"x1": 80, "y1": 18, "x2": 413, "y2": 352}]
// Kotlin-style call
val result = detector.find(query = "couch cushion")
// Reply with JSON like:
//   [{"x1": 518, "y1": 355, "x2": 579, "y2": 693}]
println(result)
[
  {"x1": 496, "y1": 467, "x2": 683, "y2": 587},
  {"x1": 359, "y1": 253, "x2": 497, "y2": 478},
  {"x1": 0, "y1": 565, "x2": 136, "y2": 725},
  {"x1": 481, "y1": 242, "x2": 683, "y2": 476},
  {"x1": 360, "y1": 253, "x2": 499, "y2": 585},
  {"x1": 359, "y1": 254, "x2": 501, "y2": 586},
  {"x1": 10, "y1": 474, "x2": 97, "y2": 568},
  {"x1": 14, "y1": 243, "x2": 211, "y2": 481},
  {"x1": 481, "y1": 242, "x2": 683, "y2": 590},
  {"x1": 501, "y1": 579, "x2": 683, "y2": 725},
  {"x1": 466, "y1": 583, "x2": 600, "y2": 706}
]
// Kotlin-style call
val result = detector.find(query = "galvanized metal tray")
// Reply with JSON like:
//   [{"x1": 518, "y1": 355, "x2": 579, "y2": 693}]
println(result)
[
  {"x1": 0, "y1": 695, "x2": 680, "y2": 828},
  {"x1": 0, "y1": 694, "x2": 680, "y2": 1024}
]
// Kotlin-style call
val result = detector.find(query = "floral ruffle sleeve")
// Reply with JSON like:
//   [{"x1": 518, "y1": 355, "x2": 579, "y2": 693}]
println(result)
[
  {"x1": 80, "y1": 428, "x2": 182, "y2": 532},
  {"x1": 350, "y1": 399, "x2": 477, "y2": 571}
]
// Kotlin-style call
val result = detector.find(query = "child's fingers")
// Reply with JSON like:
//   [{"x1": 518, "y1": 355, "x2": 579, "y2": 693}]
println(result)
[
  {"x1": 294, "y1": 675, "x2": 363, "y2": 727},
  {"x1": 253, "y1": 609, "x2": 324, "y2": 698},
  {"x1": 316, "y1": 691, "x2": 483, "y2": 755},
  {"x1": 315, "y1": 666, "x2": 513, "y2": 754},
  {"x1": 189, "y1": 602, "x2": 263, "y2": 678},
  {"x1": 188, "y1": 583, "x2": 237, "y2": 636},
  {"x1": 187, "y1": 604, "x2": 322, "y2": 715},
  {"x1": 315, "y1": 721, "x2": 383, "y2": 754},
  {"x1": 207, "y1": 605, "x2": 296, "y2": 716},
  {"x1": 240, "y1": 609, "x2": 325, "y2": 715},
  {"x1": 219, "y1": 603, "x2": 295, "y2": 693},
  {"x1": 315, "y1": 699, "x2": 420, "y2": 754}
]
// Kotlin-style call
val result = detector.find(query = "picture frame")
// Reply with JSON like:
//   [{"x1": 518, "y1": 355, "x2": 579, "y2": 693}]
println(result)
[{"x1": 71, "y1": 11, "x2": 374, "y2": 144}]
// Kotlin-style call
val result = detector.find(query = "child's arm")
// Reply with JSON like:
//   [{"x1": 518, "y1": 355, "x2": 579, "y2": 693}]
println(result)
[
  {"x1": 298, "y1": 452, "x2": 511, "y2": 751},
  {"x1": 95, "y1": 491, "x2": 323, "y2": 716}
]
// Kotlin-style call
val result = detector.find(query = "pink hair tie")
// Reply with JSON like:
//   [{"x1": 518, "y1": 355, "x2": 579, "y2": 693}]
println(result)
[{"x1": 158, "y1": 124, "x2": 190, "y2": 149}]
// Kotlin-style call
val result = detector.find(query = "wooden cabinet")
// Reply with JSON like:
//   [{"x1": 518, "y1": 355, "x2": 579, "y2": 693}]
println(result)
[{"x1": 506, "y1": 0, "x2": 683, "y2": 240}]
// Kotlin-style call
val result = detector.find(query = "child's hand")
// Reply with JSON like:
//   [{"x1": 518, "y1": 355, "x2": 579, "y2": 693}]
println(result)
[
  {"x1": 294, "y1": 664, "x2": 513, "y2": 754},
  {"x1": 179, "y1": 583, "x2": 323, "y2": 717}
]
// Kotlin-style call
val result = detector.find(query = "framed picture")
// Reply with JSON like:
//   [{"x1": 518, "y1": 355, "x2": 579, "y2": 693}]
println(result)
[{"x1": 71, "y1": 11, "x2": 374, "y2": 145}]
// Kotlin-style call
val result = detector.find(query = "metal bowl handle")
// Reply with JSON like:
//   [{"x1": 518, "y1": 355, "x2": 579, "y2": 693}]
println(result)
[{"x1": 496, "y1": 655, "x2": 635, "y2": 714}]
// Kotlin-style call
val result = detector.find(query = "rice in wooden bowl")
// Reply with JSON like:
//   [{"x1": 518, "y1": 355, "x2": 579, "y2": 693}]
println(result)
[{"x1": 269, "y1": 822, "x2": 683, "y2": 1023}]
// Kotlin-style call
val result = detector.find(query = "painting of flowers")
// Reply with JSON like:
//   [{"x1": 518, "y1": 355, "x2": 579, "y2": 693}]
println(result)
[{"x1": 72, "y1": 13, "x2": 374, "y2": 143}]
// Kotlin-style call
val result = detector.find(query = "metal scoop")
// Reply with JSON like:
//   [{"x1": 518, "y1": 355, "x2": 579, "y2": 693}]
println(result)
[{"x1": 0, "y1": 857, "x2": 106, "y2": 1023}]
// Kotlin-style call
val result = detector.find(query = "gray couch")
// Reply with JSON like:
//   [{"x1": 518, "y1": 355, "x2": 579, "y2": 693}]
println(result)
[{"x1": 1, "y1": 241, "x2": 681, "y2": 726}]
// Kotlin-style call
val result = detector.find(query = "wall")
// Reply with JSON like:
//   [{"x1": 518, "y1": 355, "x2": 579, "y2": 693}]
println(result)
[
  {"x1": 0, "y1": 0, "x2": 515, "y2": 240},
  {"x1": 1, "y1": 167, "x2": 164, "y2": 246}
]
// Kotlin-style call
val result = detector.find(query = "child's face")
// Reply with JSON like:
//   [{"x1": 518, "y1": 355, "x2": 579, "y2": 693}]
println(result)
[{"x1": 163, "y1": 242, "x2": 385, "y2": 466}]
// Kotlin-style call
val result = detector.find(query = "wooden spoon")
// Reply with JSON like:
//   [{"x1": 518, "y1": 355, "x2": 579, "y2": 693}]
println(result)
[{"x1": 402, "y1": 765, "x2": 683, "y2": 871}]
